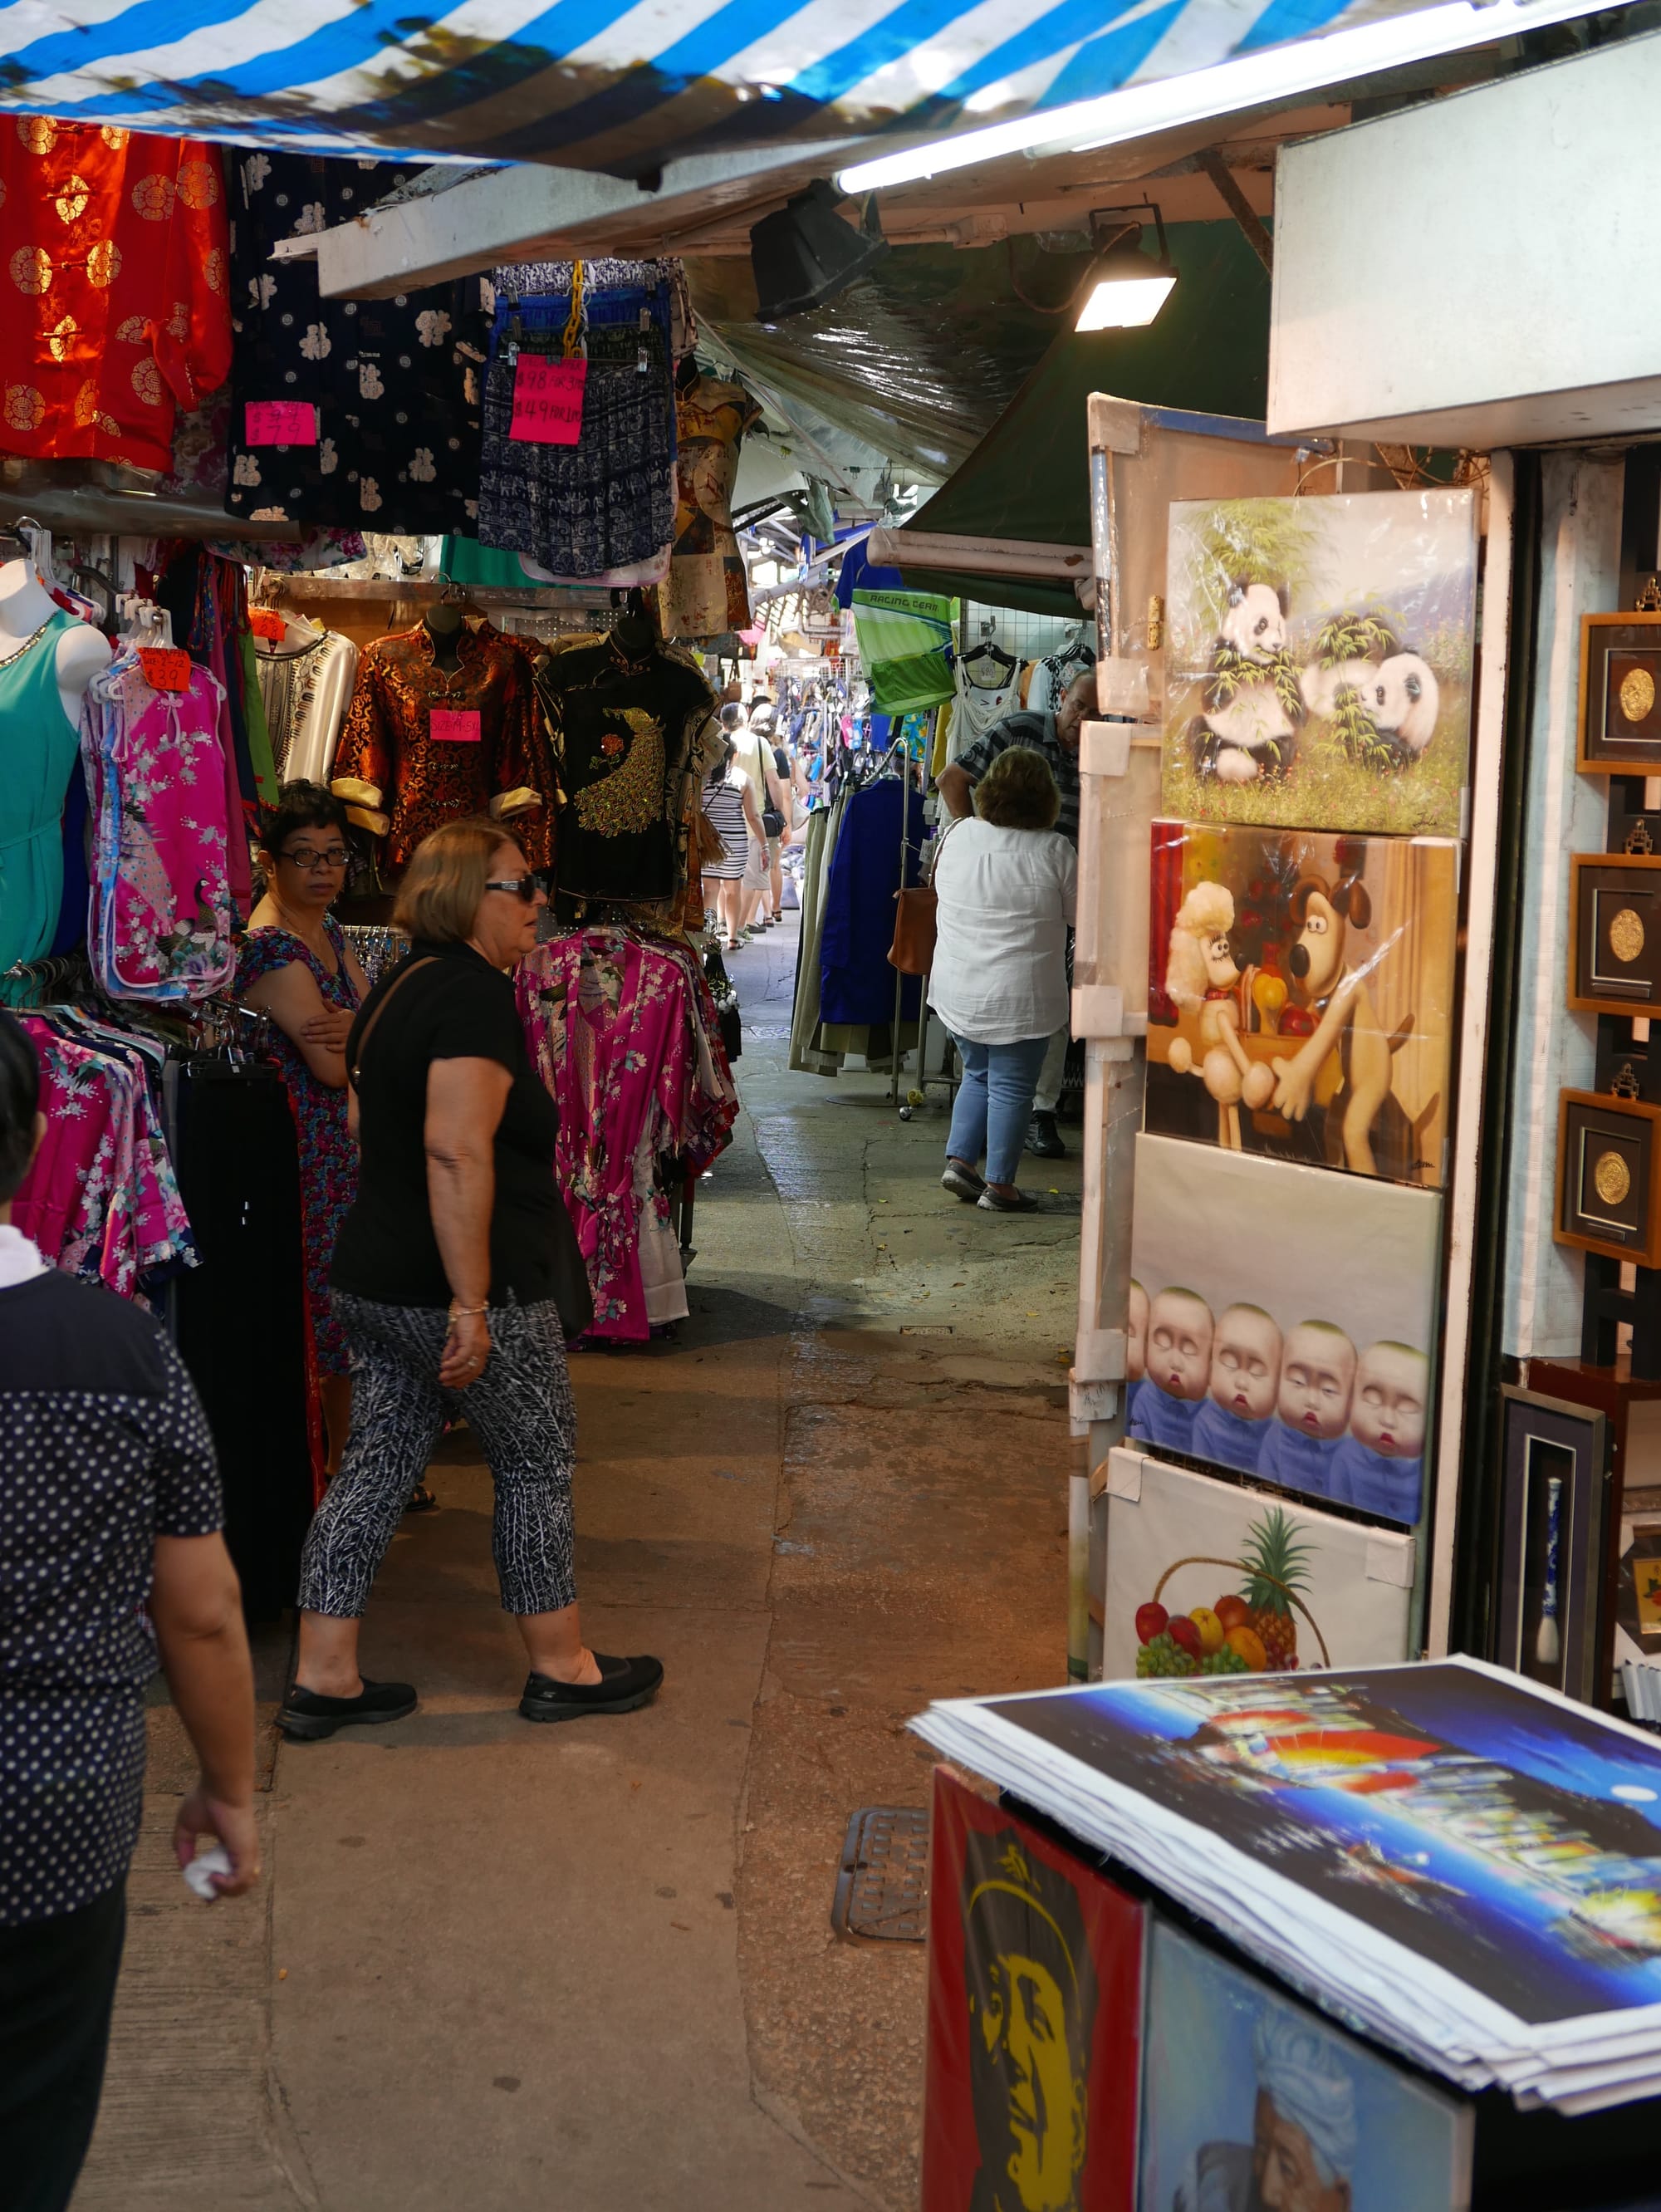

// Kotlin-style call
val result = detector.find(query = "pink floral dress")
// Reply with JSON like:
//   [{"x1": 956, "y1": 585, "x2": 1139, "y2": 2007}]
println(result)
[
  {"x1": 517, "y1": 932, "x2": 737, "y2": 1341},
  {"x1": 81, "y1": 654, "x2": 240, "y2": 1002}
]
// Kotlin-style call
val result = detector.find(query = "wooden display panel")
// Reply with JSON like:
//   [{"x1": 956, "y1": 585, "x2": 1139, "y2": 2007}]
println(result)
[
  {"x1": 1568, "y1": 851, "x2": 1661, "y2": 1014},
  {"x1": 1578, "y1": 611, "x2": 1661, "y2": 772}
]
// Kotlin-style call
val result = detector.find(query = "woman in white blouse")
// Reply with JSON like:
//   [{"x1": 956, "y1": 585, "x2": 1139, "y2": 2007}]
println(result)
[{"x1": 928, "y1": 746, "x2": 1077, "y2": 1213}]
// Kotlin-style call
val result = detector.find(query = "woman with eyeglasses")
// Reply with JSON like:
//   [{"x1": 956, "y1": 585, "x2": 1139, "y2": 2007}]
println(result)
[
  {"x1": 238, "y1": 783, "x2": 370, "y2": 1482},
  {"x1": 278, "y1": 818, "x2": 662, "y2": 1739}
]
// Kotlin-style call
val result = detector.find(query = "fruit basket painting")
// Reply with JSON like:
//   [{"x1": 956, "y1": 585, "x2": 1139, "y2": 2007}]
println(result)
[{"x1": 1105, "y1": 1448, "x2": 1415, "y2": 1682}]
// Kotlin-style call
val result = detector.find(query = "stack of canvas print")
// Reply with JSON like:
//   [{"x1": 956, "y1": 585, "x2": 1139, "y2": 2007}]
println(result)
[{"x1": 916, "y1": 1657, "x2": 1661, "y2": 2115}]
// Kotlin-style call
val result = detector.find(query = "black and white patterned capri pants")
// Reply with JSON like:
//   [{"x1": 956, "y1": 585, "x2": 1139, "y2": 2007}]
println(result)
[{"x1": 298, "y1": 1292, "x2": 577, "y2": 1620}]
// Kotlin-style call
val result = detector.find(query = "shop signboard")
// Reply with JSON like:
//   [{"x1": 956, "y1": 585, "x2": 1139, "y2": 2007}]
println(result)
[
  {"x1": 1145, "y1": 822, "x2": 1457, "y2": 1185},
  {"x1": 1127, "y1": 1135, "x2": 1443, "y2": 1524},
  {"x1": 1161, "y1": 489, "x2": 1477, "y2": 838},
  {"x1": 1103, "y1": 1449, "x2": 1414, "y2": 1683},
  {"x1": 924, "y1": 1768, "x2": 1145, "y2": 2212},
  {"x1": 1140, "y1": 1917, "x2": 1473, "y2": 2212}
]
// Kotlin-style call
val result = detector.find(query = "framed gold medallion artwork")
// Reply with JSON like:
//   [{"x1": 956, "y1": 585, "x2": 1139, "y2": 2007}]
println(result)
[
  {"x1": 1555, "y1": 1089, "x2": 1661, "y2": 1268},
  {"x1": 1569, "y1": 853, "x2": 1661, "y2": 1015},
  {"x1": 1580, "y1": 613, "x2": 1661, "y2": 772}
]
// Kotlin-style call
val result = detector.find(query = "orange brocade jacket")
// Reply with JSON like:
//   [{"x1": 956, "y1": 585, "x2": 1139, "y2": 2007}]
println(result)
[{"x1": 0, "y1": 120, "x2": 231, "y2": 472}]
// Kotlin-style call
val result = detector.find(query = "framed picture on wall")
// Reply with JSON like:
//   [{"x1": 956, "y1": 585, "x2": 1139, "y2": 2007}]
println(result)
[
  {"x1": 1496, "y1": 1386, "x2": 1610, "y2": 1706},
  {"x1": 1568, "y1": 853, "x2": 1661, "y2": 1014},
  {"x1": 1579, "y1": 612, "x2": 1661, "y2": 772},
  {"x1": 1555, "y1": 1088, "x2": 1661, "y2": 1268}
]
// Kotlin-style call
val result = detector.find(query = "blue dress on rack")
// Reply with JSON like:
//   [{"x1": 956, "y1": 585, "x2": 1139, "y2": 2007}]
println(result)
[{"x1": 819, "y1": 776, "x2": 924, "y2": 1026}]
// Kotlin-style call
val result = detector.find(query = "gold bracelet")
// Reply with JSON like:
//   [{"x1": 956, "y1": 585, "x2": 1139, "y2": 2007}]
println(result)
[{"x1": 451, "y1": 1302, "x2": 489, "y2": 1318}]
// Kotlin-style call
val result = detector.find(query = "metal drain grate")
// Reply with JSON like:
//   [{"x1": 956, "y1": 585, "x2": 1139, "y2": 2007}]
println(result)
[{"x1": 830, "y1": 1805, "x2": 930, "y2": 1944}]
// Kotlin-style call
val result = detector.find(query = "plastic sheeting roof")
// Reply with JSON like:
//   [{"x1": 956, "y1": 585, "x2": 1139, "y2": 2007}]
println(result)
[{"x1": 0, "y1": 0, "x2": 1468, "y2": 173}]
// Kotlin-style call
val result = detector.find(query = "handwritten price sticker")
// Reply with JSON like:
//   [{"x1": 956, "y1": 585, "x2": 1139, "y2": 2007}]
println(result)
[
  {"x1": 140, "y1": 647, "x2": 191, "y2": 694},
  {"x1": 245, "y1": 400, "x2": 318, "y2": 446},
  {"x1": 248, "y1": 610, "x2": 287, "y2": 641},
  {"x1": 510, "y1": 356, "x2": 587, "y2": 446},
  {"x1": 430, "y1": 709, "x2": 482, "y2": 744}
]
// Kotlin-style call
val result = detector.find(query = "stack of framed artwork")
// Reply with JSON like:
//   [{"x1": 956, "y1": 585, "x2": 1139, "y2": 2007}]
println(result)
[{"x1": 1105, "y1": 488, "x2": 1480, "y2": 1679}]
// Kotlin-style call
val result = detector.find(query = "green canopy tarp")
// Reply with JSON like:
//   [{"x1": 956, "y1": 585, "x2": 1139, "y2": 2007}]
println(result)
[{"x1": 893, "y1": 220, "x2": 1274, "y2": 619}]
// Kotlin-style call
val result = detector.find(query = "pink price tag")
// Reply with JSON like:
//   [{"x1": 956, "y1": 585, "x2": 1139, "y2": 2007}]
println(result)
[
  {"x1": 510, "y1": 356, "x2": 587, "y2": 446},
  {"x1": 245, "y1": 400, "x2": 318, "y2": 446},
  {"x1": 430, "y1": 708, "x2": 481, "y2": 744}
]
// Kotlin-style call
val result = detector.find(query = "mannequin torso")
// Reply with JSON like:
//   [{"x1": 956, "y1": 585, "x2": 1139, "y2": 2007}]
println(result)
[{"x1": 0, "y1": 559, "x2": 111, "y2": 724}]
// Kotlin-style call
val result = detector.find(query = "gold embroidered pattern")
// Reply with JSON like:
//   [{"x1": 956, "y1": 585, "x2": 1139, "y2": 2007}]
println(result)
[
  {"x1": 203, "y1": 247, "x2": 225, "y2": 296},
  {"x1": 9, "y1": 246, "x2": 51, "y2": 296},
  {"x1": 16, "y1": 119, "x2": 56, "y2": 156},
  {"x1": 53, "y1": 174, "x2": 91, "y2": 224},
  {"x1": 86, "y1": 239, "x2": 121, "y2": 288},
  {"x1": 573, "y1": 709, "x2": 667, "y2": 839},
  {"x1": 1622, "y1": 666, "x2": 1657, "y2": 726},
  {"x1": 46, "y1": 314, "x2": 78, "y2": 364},
  {"x1": 3, "y1": 385, "x2": 44, "y2": 432},
  {"x1": 100, "y1": 126, "x2": 130, "y2": 150},
  {"x1": 176, "y1": 159, "x2": 218, "y2": 210},
  {"x1": 131, "y1": 174, "x2": 175, "y2": 222},
  {"x1": 72, "y1": 379, "x2": 99, "y2": 427},
  {"x1": 1610, "y1": 906, "x2": 1646, "y2": 964},
  {"x1": 115, "y1": 316, "x2": 146, "y2": 345},
  {"x1": 1595, "y1": 1149, "x2": 1632, "y2": 1207},
  {"x1": 131, "y1": 357, "x2": 163, "y2": 407}
]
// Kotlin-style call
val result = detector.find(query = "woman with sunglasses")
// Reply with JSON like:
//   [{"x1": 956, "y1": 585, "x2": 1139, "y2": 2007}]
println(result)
[
  {"x1": 238, "y1": 783, "x2": 370, "y2": 1482},
  {"x1": 278, "y1": 819, "x2": 663, "y2": 1739}
]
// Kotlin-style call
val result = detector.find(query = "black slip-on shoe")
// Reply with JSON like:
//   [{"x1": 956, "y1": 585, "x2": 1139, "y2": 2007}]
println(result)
[
  {"x1": 277, "y1": 1678, "x2": 418, "y2": 1741},
  {"x1": 1025, "y1": 1111, "x2": 1066, "y2": 1159},
  {"x1": 941, "y1": 1162, "x2": 986, "y2": 1203},
  {"x1": 519, "y1": 1654, "x2": 664, "y2": 1724},
  {"x1": 977, "y1": 1187, "x2": 1040, "y2": 1213}
]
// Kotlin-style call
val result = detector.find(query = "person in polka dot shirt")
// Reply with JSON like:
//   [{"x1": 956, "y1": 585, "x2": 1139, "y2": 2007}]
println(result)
[{"x1": 0, "y1": 1008, "x2": 260, "y2": 2212}]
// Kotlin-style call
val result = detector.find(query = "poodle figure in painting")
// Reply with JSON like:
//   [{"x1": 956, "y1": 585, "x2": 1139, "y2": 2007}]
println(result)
[{"x1": 1163, "y1": 881, "x2": 1274, "y2": 1150}]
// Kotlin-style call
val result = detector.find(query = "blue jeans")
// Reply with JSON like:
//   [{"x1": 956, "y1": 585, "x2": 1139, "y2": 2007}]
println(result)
[{"x1": 946, "y1": 1033, "x2": 1051, "y2": 1186}]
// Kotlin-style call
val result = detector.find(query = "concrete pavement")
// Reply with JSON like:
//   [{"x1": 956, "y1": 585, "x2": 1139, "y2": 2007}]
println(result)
[{"x1": 76, "y1": 912, "x2": 1080, "y2": 2210}]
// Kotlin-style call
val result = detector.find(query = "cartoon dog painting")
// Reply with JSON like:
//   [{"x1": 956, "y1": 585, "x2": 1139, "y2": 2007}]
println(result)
[
  {"x1": 1269, "y1": 869, "x2": 1436, "y2": 1180},
  {"x1": 1188, "y1": 582, "x2": 1306, "y2": 787}
]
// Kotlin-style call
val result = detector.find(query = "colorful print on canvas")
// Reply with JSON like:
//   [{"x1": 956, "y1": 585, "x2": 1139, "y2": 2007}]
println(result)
[
  {"x1": 1146, "y1": 822, "x2": 1457, "y2": 1187},
  {"x1": 1127, "y1": 1136, "x2": 1443, "y2": 1523},
  {"x1": 1106, "y1": 1450, "x2": 1414, "y2": 1683},
  {"x1": 1163, "y1": 489, "x2": 1477, "y2": 836},
  {"x1": 1141, "y1": 1918, "x2": 1472, "y2": 2212},
  {"x1": 922, "y1": 1768, "x2": 1144, "y2": 2212}
]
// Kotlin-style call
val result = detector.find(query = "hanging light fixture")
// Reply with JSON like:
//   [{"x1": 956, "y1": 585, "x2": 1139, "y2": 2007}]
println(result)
[{"x1": 1073, "y1": 204, "x2": 1178, "y2": 331}]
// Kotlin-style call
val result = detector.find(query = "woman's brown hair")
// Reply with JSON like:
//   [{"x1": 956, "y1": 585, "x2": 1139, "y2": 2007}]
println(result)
[
  {"x1": 973, "y1": 745, "x2": 1061, "y2": 831},
  {"x1": 392, "y1": 817, "x2": 520, "y2": 944}
]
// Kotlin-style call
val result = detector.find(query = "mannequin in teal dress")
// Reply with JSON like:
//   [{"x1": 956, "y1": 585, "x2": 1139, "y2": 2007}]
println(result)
[{"x1": 0, "y1": 559, "x2": 111, "y2": 988}]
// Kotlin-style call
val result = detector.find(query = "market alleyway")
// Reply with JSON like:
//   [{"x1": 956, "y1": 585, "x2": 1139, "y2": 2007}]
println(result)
[{"x1": 79, "y1": 918, "x2": 1083, "y2": 2212}]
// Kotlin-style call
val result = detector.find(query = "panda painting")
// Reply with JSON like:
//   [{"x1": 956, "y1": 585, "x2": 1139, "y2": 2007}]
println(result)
[
  {"x1": 1188, "y1": 580, "x2": 1307, "y2": 786},
  {"x1": 1301, "y1": 650, "x2": 1441, "y2": 770}
]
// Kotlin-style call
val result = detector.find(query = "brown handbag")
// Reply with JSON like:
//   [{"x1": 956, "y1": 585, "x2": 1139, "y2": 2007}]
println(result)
[{"x1": 887, "y1": 818, "x2": 960, "y2": 976}]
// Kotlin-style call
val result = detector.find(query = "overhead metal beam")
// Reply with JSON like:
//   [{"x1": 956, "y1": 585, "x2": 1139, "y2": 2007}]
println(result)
[
  {"x1": 1195, "y1": 148, "x2": 1274, "y2": 272},
  {"x1": 311, "y1": 145, "x2": 860, "y2": 300}
]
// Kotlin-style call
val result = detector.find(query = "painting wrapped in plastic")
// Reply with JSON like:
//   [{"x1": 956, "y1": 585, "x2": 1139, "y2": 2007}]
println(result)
[{"x1": 1162, "y1": 490, "x2": 1477, "y2": 836}]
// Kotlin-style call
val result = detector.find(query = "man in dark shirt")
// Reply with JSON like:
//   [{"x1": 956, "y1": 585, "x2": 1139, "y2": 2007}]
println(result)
[
  {"x1": 936, "y1": 669, "x2": 1093, "y2": 1158},
  {"x1": 0, "y1": 1010, "x2": 259, "y2": 2211}
]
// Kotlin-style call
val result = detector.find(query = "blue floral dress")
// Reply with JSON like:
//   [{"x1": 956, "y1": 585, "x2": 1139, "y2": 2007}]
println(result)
[{"x1": 235, "y1": 916, "x2": 360, "y2": 1376}]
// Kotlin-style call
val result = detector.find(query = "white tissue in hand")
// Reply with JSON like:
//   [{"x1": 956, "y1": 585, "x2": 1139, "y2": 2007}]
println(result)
[{"x1": 183, "y1": 1844, "x2": 233, "y2": 1900}]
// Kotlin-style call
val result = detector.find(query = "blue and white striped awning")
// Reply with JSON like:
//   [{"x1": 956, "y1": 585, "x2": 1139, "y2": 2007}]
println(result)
[{"x1": 0, "y1": 0, "x2": 1583, "y2": 177}]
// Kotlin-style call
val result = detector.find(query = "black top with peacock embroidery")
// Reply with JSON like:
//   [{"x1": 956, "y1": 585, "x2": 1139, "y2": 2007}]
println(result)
[{"x1": 534, "y1": 631, "x2": 715, "y2": 906}]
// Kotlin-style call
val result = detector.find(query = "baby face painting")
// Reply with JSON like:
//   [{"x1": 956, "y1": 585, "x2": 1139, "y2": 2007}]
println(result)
[
  {"x1": 1148, "y1": 1290, "x2": 1213, "y2": 1404},
  {"x1": 1350, "y1": 1342, "x2": 1428, "y2": 1459},
  {"x1": 1209, "y1": 1306, "x2": 1282, "y2": 1424},
  {"x1": 1129, "y1": 1280, "x2": 1149, "y2": 1385},
  {"x1": 1277, "y1": 1324, "x2": 1357, "y2": 1442}
]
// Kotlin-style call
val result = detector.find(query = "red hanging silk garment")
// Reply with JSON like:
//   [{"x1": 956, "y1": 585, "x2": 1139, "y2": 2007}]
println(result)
[{"x1": 0, "y1": 120, "x2": 231, "y2": 472}]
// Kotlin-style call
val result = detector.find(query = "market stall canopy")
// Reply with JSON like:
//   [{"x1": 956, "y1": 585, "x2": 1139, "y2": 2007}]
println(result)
[
  {"x1": 0, "y1": 0, "x2": 1607, "y2": 174},
  {"x1": 878, "y1": 218, "x2": 1276, "y2": 618}
]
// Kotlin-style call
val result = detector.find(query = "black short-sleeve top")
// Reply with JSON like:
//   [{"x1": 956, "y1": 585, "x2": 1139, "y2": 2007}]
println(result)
[
  {"x1": 331, "y1": 937, "x2": 561, "y2": 1310},
  {"x1": 0, "y1": 1263, "x2": 223, "y2": 1925}
]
